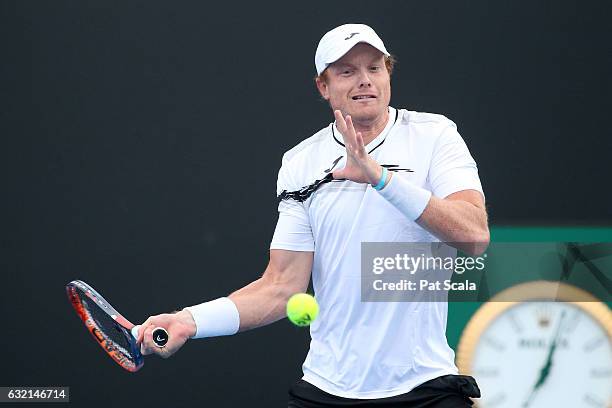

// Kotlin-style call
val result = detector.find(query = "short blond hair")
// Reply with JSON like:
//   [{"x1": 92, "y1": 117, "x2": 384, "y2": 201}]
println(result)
[{"x1": 315, "y1": 54, "x2": 397, "y2": 84}]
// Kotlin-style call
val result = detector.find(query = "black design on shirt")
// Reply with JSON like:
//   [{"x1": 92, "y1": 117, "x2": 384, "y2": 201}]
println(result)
[{"x1": 279, "y1": 163, "x2": 413, "y2": 202}]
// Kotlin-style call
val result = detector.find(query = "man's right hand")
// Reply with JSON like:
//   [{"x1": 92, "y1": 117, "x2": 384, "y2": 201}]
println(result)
[{"x1": 137, "y1": 309, "x2": 197, "y2": 358}]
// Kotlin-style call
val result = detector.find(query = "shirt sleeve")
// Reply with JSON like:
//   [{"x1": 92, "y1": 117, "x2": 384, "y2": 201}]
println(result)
[
  {"x1": 269, "y1": 155, "x2": 315, "y2": 251},
  {"x1": 427, "y1": 123, "x2": 484, "y2": 199}
]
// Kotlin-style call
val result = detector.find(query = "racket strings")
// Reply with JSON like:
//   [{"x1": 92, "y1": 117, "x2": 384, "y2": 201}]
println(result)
[{"x1": 75, "y1": 287, "x2": 136, "y2": 362}]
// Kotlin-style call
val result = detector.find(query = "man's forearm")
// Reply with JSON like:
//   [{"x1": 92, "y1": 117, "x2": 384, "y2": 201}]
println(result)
[
  {"x1": 228, "y1": 274, "x2": 296, "y2": 332},
  {"x1": 377, "y1": 172, "x2": 489, "y2": 255},
  {"x1": 417, "y1": 195, "x2": 489, "y2": 255},
  {"x1": 183, "y1": 251, "x2": 312, "y2": 338},
  {"x1": 182, "y1": 276, "x2": 298, "y2": 338}
]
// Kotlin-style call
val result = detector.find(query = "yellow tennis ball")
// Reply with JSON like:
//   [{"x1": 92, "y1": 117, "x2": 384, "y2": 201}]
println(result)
[{"x1": 286, "y1": 293, "x2": 319, "y2": 326}]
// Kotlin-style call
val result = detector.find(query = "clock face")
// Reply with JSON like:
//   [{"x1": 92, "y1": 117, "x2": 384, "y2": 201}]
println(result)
[{"x1": 470, "y1": 301, "x2": 611, "y2": 408}]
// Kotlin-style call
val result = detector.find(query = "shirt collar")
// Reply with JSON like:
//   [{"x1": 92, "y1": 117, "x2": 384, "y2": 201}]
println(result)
[{"x1": 332, "y1": 106, "x2": 398, "y2": 154}]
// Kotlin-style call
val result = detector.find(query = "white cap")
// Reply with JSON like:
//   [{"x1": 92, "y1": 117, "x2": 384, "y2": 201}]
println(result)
[{"x1": 315, "y1": 24, "x2": 390, "y2": 75}]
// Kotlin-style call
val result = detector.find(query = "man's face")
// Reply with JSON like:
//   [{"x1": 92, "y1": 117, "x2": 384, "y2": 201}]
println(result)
[{"x1": 316, "y1": 43, "x2": 391, "y2": 124}]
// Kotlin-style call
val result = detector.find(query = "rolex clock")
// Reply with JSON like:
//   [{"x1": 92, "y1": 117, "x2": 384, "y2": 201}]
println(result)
[{"x1": 457, "y1": 281, "x2": 611, "y2": 408}]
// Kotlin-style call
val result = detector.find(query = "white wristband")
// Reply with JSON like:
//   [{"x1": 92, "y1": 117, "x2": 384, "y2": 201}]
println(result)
[
  {"x1": 184, "y1": 297, "x2": 240, "y2": 339},
  {"x1": 377, "y1": 173, "x2": 432, "y2": 221}
]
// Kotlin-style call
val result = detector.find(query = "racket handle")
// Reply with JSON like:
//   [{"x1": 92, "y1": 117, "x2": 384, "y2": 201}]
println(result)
[
  {"x1": 152, "y1": 327, "x2": 169, "y2": 347},
  {"x1": 131, "y1": 325, "x2": 170, "y2": 348}
]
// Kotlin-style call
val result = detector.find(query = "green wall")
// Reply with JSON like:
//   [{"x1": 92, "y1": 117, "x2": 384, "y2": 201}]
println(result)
[{"x1": 447, "y1": 226, "x2": 612, "y2": 349}]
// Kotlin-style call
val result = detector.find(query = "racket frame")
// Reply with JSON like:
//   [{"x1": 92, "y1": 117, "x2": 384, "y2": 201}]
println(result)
[{"x1": 66, "y1": 280, "x2": 144, "y2": 372}]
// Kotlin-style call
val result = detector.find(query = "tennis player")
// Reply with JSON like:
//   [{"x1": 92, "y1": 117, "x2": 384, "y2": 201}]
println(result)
[{"x1": 138, "y1": 23, "x2": 489, "y2": 407}]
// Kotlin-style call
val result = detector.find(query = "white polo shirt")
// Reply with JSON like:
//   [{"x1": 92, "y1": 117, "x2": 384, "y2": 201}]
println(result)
[{"x1": 270, "y1": 107, "x2": 484, "y2": 399}]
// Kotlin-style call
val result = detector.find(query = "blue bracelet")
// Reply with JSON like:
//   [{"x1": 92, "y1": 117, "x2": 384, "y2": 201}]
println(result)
[{"x1": 373, "y1": 167, "x2": 388, "y2": 191}]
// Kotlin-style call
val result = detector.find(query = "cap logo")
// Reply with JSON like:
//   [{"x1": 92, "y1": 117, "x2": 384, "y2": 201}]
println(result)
[{"x1": 344, "y1": 32, "x2": 360, "y2": 40}]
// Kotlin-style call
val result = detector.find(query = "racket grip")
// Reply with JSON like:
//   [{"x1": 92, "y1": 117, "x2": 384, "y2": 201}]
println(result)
[
  {"x1": 131, "y1": 325, "x2": 169, "y2": 348},
  {"x1": 152, "y1": 327, "x2": 169, "y2": 347}
]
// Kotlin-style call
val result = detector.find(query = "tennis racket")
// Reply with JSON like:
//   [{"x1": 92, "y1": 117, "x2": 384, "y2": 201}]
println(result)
[{"x1": 66, "y1": 280, "x2": 169, "y2": 372}]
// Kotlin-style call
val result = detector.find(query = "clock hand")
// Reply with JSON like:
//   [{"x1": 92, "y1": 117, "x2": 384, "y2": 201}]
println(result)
[{"x1": 522, "y1": 310, "x2": 566, "y2": 407}]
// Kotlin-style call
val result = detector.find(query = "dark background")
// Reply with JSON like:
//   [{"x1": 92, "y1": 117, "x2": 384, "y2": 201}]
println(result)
[{"x1": 1, "y1": 1, "x2": 610, "y2": 407}]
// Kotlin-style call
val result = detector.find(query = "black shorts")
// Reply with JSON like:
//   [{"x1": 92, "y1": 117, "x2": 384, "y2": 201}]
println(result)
[{"x1": 287, "y1": 375, "x2": 481, "y2": 408}]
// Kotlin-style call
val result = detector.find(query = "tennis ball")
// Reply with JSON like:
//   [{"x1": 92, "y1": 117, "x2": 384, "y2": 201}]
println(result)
[{"x1": 286, "y1": 293, "x2": 319, "y2": 326}]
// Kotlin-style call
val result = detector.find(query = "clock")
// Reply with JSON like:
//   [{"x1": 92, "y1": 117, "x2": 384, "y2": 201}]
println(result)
[{"x1": 456, "y1": 280, "x2": 611, "y2": 408}]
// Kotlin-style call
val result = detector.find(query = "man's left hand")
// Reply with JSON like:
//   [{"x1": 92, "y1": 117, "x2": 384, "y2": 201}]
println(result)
[{"x1": 332, "y1": 110, "x2": 386, "y2": 186}]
